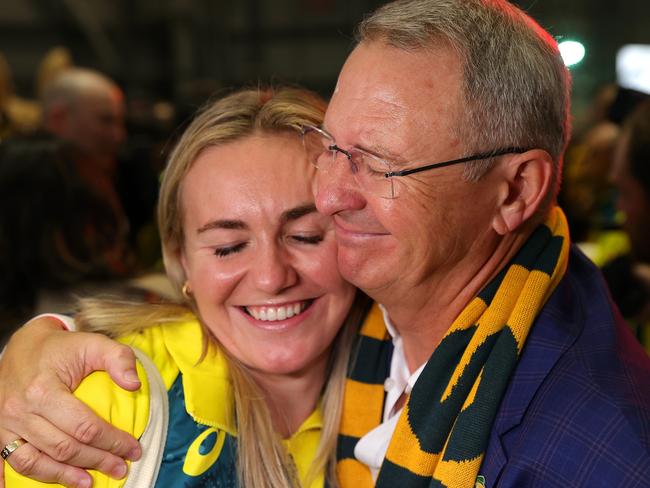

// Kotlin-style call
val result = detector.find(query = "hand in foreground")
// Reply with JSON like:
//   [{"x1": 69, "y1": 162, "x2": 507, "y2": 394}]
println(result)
[{"x1": 0, "y1": 317, "x2": 143, "y2": 487}]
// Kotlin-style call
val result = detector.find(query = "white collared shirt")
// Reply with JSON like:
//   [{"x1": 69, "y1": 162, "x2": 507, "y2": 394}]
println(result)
[{"x1": 353, "y1": 305, "x2": 426, "y2": 482}]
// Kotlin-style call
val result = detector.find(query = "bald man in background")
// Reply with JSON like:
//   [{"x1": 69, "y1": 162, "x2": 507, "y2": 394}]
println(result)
[
  {"x1": 42, "y1": 69, "x2": 128, "y2": 231},
  {"x1": 42, "y1": 68, "x2": 126, "y2": 165}
]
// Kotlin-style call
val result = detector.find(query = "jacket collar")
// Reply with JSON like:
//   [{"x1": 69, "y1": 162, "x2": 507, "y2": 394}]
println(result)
[
  {"x1": 161, "y1": 319, "x2": 237, "y2": 433},
  {"x1": 480, "y1": 246, "x2": 584, "y2": 480}
]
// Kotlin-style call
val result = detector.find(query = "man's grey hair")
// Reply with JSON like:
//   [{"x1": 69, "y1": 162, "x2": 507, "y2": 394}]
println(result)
[{"x1": 356, "y1": 0, "x2": 571, "y2": 196}]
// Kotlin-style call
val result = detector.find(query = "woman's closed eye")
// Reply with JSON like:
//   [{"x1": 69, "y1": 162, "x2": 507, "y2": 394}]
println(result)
[
  {"x1": 290, "y1": 234, "x2": 324, "y2": 245},
  {"x1": 212, "y1": 232, "x2": 323, "y2": 258},
  {"x1": 214, "y1": 242, "x2": 247, "y2": 257}
]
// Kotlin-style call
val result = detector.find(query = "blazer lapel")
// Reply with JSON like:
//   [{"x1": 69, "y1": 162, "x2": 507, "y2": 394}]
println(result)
[{"x1": 478, "y1": 265, "x2": 582, "y2": 485}]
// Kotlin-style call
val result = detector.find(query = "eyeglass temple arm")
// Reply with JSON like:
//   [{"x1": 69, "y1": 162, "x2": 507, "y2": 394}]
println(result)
[{"x1": 384, "y1": 147, "x2": 528, "y2": 178}]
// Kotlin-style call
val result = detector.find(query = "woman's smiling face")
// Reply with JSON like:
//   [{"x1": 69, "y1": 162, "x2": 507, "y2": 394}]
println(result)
[{"x1": 180, "y1": 132, "x2": 356, "y2": 378}]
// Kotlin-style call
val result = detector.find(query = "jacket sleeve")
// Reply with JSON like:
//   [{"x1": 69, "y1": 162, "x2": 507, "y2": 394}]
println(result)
[{"x1": 5, "y1": 359, "x2": 150, "y2": 488}]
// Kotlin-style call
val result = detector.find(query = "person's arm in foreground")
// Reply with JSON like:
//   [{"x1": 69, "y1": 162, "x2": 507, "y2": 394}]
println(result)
[{"x1": 0, "y1": 317, "x2": 142, "y2": 488}]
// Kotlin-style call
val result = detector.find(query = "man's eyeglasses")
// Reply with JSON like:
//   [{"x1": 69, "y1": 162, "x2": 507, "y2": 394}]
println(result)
[{"x1": 301, "y1": 124, "x2": 528, "y2": 199}]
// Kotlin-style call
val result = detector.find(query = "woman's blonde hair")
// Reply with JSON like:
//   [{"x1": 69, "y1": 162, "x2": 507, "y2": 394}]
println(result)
[{"x1": 77, "y1": 86, "x2": 370, "y2": 488}]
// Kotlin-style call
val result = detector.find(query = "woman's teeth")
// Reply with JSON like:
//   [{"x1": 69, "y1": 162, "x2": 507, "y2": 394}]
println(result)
[{"x1": 245, "y1": 302, "x2": 307, "y2": 321}]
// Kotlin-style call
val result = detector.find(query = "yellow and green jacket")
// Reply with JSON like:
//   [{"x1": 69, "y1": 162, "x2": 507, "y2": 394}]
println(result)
[{"x1": 5, "y1": 319, "x2": 324, "y2": 487}]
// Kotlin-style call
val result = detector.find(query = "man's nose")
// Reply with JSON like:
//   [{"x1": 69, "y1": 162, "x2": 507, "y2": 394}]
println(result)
[{"x1": 314, "y1": 155, "x2": 366, "y2": 217}]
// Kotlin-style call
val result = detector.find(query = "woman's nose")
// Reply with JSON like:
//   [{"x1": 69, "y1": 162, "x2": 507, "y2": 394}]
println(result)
[{"x1": 251, "y1": 245, "x2": 298, "y2": 294}]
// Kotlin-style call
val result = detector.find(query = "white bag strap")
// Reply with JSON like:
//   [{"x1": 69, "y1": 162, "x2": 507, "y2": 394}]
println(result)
[{"x1": 123, "y1": 347, "x2": 169, "y2": 488}]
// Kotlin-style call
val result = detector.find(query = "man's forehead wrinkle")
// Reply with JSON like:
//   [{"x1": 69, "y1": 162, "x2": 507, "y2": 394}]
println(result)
[
  {"x1": 363, "y1": 87, "x2": 426, "y2": 153},
  {"x1": 326, "y1": 94, "x2": 417, "y2": 164},
  {"x1": 329, "y1": 88, "x2": 407, "y2": 132},
  {"x1": 359, "y1": 113, "x2": 407, "y2": 158}
]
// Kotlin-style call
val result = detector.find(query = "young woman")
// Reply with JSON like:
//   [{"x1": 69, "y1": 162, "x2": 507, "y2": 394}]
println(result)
[{"x1": 3, "y1": 86, "x2": 369, "y2": 488}]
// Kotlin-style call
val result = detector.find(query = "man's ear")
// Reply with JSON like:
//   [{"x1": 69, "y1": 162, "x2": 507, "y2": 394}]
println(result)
[{"x1": 492, "y1": 149, "x2": 553, "y2": 235}]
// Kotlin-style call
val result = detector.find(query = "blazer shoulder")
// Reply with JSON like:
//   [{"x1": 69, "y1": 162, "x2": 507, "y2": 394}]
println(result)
[{"x1": 491, "y1": 246, "x2": 650, "y2": 486}]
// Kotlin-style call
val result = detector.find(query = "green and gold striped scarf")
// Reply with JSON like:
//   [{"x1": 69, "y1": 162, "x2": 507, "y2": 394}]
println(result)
[{"x1": 337, "y1": 206, "x2": 570, "y2": 488}]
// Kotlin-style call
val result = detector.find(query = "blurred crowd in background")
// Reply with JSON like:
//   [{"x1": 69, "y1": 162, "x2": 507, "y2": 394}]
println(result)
[
  {"x1": 560, "y1": 83, "x2": 650, "y2": 353},
  {"x1": 0, "y1": 47, "x2": 176, "y2": 337},
  {"x1": 1, "y1": 44, "x2": 649, "y2": 354}
]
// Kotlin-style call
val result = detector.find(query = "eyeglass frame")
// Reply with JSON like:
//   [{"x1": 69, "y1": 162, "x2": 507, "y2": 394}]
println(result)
[{"x1": 300, "y1": 124, "x2": 529, "y2": 194}]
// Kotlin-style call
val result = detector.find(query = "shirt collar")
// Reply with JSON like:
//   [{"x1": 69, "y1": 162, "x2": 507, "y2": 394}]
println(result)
[
  {"x1": 379, "y1": 304, "x2": 426, "y2": 396},
  {"x1": 379, "y1": 304, "x2": 400, "y2": 341}
]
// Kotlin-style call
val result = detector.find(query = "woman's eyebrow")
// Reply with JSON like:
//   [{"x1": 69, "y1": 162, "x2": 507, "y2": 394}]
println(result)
[
  {"x1": 196, "y1": 219, "x2": 247, "y2": 234},
  {"x1": 194, "y1": 204, "x2": 316, "y2": 234},
  {"x1": 281, "y1": 204, "x2": 317, "y2": 224}
]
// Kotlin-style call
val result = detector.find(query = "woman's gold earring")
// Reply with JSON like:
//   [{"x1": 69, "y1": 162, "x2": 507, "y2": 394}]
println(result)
[{"x1": 182, "y1": 282, "x2": 193, "y2": 300}]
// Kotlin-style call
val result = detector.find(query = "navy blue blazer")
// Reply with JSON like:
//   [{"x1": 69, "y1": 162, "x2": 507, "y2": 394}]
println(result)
[{"x1": 480, "y1": 246, "x2": 650, "y2": 486}]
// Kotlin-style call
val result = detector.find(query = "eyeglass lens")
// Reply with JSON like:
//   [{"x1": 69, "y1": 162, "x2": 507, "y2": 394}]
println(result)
[{"x1": 302, "y1": 127, "x2": 396, "y2": 198}]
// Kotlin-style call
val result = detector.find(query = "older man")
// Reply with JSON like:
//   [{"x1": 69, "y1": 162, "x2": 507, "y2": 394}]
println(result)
[
  {"x1": 309, "y1": 1, "x2": 650, "y2": 487},
  {"x1": 42, "y1": 68, "x2": 126, "y2": 165},
  {"x1": 1, "y1": 1, "x2": 649, "y2": 487}
]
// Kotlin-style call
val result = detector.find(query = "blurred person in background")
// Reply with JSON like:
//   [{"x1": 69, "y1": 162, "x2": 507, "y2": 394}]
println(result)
[
  {"x1": 42, "y1": 67, "x2": 165, "y2": 268},
  {"x1": 559, "y1": 85, "x2": 650, "y2": 257},
  {"x1": 0, "y1": 68, "x2": 142, "y2": 342},
  {"x1": 560, "y1": 83, "x2": 650, "y2": 351},
  {"x1": 40, "y1": 67, "x2": 166, "y2": 274},
  {"x1": 42, "y1": 67, "x2": 128, "y2": 234},
  {"x1": 560, "y1": 119, "x2": 622, "y2": 260},
  {"x1": 606, "y1": 98, "x2": 650, "y2": 352}
]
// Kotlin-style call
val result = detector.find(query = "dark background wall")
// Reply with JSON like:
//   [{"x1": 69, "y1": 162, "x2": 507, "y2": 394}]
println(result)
[{"x1": 2, "y1": 0, "x2": 649, "y2": 127}]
